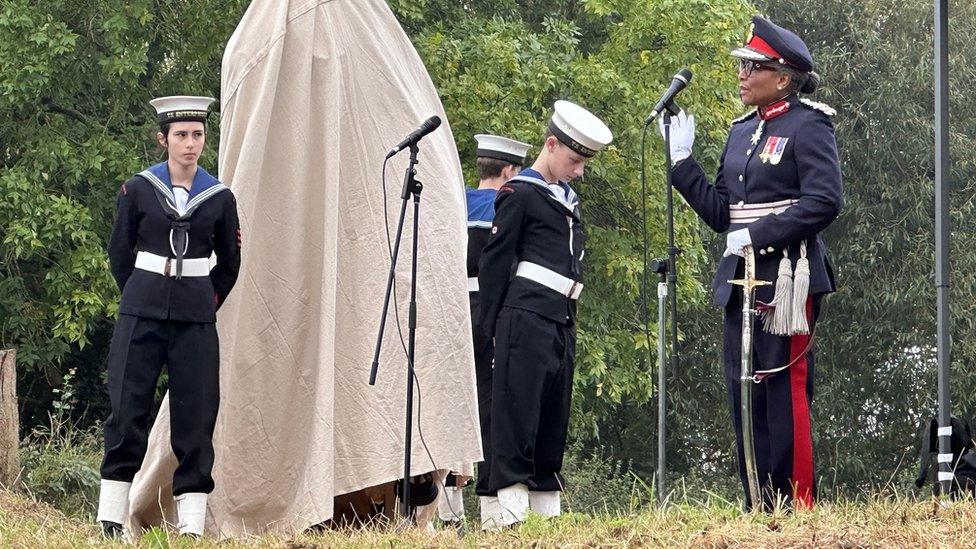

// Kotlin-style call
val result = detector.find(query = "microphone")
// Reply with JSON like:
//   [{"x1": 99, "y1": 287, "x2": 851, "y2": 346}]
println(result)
[
  {"x1": 385, "y1": 115, "x2": 443, "y2": 158},
  {"x1": 645, "y1": 69, "x2": 693, "y2": 124}
]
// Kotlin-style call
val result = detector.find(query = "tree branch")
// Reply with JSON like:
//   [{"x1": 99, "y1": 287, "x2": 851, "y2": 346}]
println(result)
[{"x1": 40, "y1": 98, "x2": 88, "y2": 124}]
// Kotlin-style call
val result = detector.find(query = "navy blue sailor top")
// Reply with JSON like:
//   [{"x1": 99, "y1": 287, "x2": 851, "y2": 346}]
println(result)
[
  {"x1": 477, "y1": 168, "x2": 586, "y2": 337},
  {"x1": 671, "y1": 94, "x2": 844, "y2": 307},
  {"x1": 107, "y1": 162, "x2": 242, "y2": 323}
]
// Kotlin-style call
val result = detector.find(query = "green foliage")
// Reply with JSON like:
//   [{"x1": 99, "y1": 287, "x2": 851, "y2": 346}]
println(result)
[
  {"x1": 19, "y1": 368, "x2": 101, "y2": 519},
  {"x1": 560, "y1": 441, "x2": 652, "y2": 514},
  {"x1": 0, "y1": 2, "x2": 77, "y2": 107},
  {"x1": 19, "y1": 416, "x2": 101, "y2": 520}
]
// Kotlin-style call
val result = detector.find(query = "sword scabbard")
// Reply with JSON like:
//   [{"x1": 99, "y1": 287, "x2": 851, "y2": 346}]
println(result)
[{"x1": 735, "y1": 246, "x2": 766, "y2": 508}]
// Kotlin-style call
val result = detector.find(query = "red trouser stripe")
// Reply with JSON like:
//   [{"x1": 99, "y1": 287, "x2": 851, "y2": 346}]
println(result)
[{"x1": 789, "y1": 298, "x2": 815, "y2": 509}]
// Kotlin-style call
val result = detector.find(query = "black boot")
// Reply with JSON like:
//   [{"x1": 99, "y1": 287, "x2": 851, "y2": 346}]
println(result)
[{"x1": 101, "y1": 521, "x2": 124, "y2": 539}]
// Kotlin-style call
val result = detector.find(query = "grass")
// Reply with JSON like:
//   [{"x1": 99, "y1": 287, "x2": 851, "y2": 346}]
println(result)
[
  {"x1": 9, "y1": 415, "x2": 972, "y2": 546},
  {"x1": 3, "y1": 487, "x2": 976, "y2": 548},
  {"x1": 18, "y1": 413, "x2": 102, "y2": 519}
]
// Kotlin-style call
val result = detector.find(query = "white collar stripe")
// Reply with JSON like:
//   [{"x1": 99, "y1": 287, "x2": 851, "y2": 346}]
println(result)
[
  {"x1": 139, "y1": 170, "x2": 174, "y2": 200},
  {"x1": 185, "y1": 184, "x2": 227, "y2": 210},
  {"x1": 140, "y1": 171, "x2": 181, "y2": 215}
]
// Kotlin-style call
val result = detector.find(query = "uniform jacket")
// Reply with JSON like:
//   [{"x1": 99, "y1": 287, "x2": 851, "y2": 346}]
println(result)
[
  {"x1": 107, "y1": 162, "x2": 242, "y2": 323},
  {"x1": 477, "y1": 169, "x2": 585, "y2": 337},
  {"x1": 673, "y1": 94, "x2": 844, "y2": 307}
]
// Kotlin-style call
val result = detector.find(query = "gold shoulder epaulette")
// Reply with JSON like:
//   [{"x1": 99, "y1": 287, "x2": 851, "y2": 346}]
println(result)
[{"x1": 799, "y1": 98, "x2": 836, "y2": 116}]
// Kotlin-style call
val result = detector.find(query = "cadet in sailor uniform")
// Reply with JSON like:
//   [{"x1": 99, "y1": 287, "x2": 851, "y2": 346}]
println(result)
[
  {"x1": 440, "y1": 134, "x2": 531, "y2": 529},
  {"x1": 477, "y1": 101, "x2": 612, "y2": 527},
  {"x1": 660, "y1": 17, "x2": 843, "y2": 510},
  {"x1": 97, "y1": 96, "x2": 241, "y2": 537}
]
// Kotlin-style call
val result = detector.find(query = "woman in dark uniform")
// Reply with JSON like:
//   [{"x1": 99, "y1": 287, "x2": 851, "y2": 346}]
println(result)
[
  {"x1": 96, "y1": 96, "x2": 241, "y2": 537},
  {"x1": 661, "y1": 17, "x2": 843, "y2": 510}
]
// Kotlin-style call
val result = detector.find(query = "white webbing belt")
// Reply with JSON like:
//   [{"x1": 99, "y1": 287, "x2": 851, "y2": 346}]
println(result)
[
  {"x1": 135, "y1": 251, "x2": 210, "y2": 277},
  {"x1": 729, "y1": 198, "x2": 799, "y2": 224},
  {"x1": 468, "y1": 277, "x2": 479, "y2": 292},
  {"x1": 515, "y1": 261, "x2": 583, "y2": 299}
]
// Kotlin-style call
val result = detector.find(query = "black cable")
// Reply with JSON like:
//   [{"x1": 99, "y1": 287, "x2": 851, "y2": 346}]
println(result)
[{"x1": 380, "y1": 157, "x2": 465, "y2": 524}]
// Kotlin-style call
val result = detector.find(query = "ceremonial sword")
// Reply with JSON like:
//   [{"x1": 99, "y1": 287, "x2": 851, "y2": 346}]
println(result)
[{"x1": 729, "y1": 245, "x2": 770, "y2": 509}]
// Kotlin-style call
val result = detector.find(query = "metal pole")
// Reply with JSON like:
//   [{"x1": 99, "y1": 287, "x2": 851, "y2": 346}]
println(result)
[
  {"x1": 657, "y1": 278, "x2": 668, "y2": 503},
  {"x1": 934, "y1": 0, "x2": 952, "y2": 496},
  {"x1": 657, "y1": 101, "x2": 681, "y2": 503},
  {"x1": 401, "y1": 179, "x2": 422, "y2": 518},
  {"x1": 662, "y1": 115, "x2": 681, "y2": 379}
]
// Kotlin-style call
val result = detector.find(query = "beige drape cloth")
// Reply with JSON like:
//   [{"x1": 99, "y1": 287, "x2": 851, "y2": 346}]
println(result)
[{"x1": 127, "y1": 0, "x2": 481, "y2": 537}]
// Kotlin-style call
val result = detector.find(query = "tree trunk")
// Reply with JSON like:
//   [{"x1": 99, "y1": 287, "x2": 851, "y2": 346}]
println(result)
[{"x1": 0, "y1": 349, "x2": 19, "y2": 488}]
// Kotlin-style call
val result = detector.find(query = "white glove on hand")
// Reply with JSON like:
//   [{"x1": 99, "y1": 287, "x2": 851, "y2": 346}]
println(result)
[
  {"x1": 723, "y1": 228, "x2": 752, "y2": 258},
  {"x1": 658, "y1": 109, "x2": 695, "y2": 164}
]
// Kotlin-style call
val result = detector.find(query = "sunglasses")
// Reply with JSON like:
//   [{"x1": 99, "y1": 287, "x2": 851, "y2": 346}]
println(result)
[{"x1": 738, "y1": 59, "x2": 777, "y2": 77}]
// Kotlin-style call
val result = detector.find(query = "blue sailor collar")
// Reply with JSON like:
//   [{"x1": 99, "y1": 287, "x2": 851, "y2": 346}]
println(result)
[
  {"x1": 466, "y1": 187, "x2": 498, "y2": 229},
  {"x1": 509, "y1": 168, "x2": 578, "y2": 211},
  {"x1": 138, "y1": 161, "x2": 228, "y2": 218}
]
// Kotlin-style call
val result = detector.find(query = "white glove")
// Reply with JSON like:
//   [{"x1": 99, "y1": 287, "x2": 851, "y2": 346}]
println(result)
[
  {"x1": 723, "y1": 228, "x2": 752, "y2": 258},
  {"x1": 658, "y1": 109, "x2": 695, "y2": 164}
]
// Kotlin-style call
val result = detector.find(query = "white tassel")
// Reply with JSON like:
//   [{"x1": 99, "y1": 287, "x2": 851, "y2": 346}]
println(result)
[
  {"x1": 790, "y1": 241, "x2": 810, "y2": 335},
  {"x1": 763, "y1": 249, "x2": 793, "y2": 336}
]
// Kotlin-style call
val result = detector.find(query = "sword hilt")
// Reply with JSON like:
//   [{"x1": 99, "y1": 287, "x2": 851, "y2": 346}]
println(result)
[{"x1": 728, "y1": 246, "x2": 771, "y2": 291}]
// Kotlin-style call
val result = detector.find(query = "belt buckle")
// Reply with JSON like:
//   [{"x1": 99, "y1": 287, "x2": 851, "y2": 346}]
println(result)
[
  {"x1": 567, "y1": 281, "x2": 580, "y2": 298},
  {"x1": 163, "y1": 258, "x2": 172, "y2": 277}
]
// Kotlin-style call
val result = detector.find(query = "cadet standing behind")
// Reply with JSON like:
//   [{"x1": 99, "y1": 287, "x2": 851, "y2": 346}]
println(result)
[
  {"x1": 660, "y1": 17, "x2": 843, "y2": 510},
  {"x1": 442, "y1": 134, "x2": 531, "y2": 530},
  {"x1": 97, "y1": 96, "x2": 242, "y2": 537},
  {"x1": 477, "y1": 101, "x2": 612, "y2": 527}
]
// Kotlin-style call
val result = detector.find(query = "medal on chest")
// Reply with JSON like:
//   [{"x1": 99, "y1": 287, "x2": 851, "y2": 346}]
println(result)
[{"x1": 759, "y1": 136, "x2": 789, "y2": 165}]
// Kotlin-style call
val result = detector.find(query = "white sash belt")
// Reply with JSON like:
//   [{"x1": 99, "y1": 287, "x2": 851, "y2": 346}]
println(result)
[
  {"x1": 468, "y1": 277, "x2": 480, "y2": 292},
  {"x1": 515, "y1": 261, "x2": 583, "y2": 300},
  {"x1": 729, "y1": 198, "x2": 799, "y2": 224},
  {"x1": 135, "y1": 251, "x2": 210, "y2": 277}
]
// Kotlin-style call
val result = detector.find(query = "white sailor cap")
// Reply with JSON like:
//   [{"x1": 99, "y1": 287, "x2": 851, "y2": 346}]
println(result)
[
  {"x1": 149, "y1": 96, "x2": 215, "y2": 125},
  {"x1": 474, "y1": 134, "x2": 532, "y2": 166},
  {"x1": 548, "y1": 100, "x2": 613, "y2": 158}
]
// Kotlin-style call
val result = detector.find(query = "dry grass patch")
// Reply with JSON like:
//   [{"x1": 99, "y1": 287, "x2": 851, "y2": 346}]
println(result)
[{"x1": 2, "y1": 489, "x2": 976, "y2": 547}]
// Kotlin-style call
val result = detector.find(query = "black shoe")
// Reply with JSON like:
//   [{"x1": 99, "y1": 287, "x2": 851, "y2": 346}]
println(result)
[{"x1": 101, "y1": 521, "x2": 124, "y2": 539}]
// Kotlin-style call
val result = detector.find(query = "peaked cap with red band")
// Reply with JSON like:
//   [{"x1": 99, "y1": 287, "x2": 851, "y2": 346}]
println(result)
[{"x1": 731, "y1": 16, "x2": 814, "y2": 73}]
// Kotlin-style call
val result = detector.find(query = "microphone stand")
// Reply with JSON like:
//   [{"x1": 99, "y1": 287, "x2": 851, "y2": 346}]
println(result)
[
  {"x1": 369, "y1": 143, "x2": 424, "y2": 520},
  {"x1": 643, "y1": 100, "x2": 682, "y2": 504}
]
